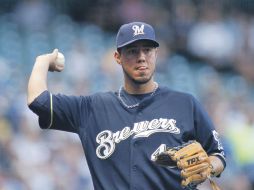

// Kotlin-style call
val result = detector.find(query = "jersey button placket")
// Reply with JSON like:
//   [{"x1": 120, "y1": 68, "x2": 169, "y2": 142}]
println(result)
[
  {"x1": 131, "y1": 163, "x2": 139, "y2": 190},
  {"x1": 130, "y1": 138, "x2": 142, "y2": 190},
  {"x1": 130, "y1": 141, "x2": 136, "y2": 190},
  {"x1": 134, "y1": 141, "x2": 139, "y2": 147},
  {"x1": 130, "y1": 110, "x2": 142, "y2": 190}
]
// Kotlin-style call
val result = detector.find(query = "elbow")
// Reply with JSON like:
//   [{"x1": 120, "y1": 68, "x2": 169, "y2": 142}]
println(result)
[
  {"x1": 27, "y1": 93, "x2": 38, "y2": 106},
  {"x1": 27, "y1": 97, "x2": 34, "y2": 106}
]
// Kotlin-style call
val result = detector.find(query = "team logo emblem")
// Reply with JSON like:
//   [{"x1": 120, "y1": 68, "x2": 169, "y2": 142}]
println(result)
[
  {"x1": 132, "y1": 24, "x2": 145, "y2": 36},
  {"x1": 96, "y1": 118, "x2": 180, "y2": 159}
]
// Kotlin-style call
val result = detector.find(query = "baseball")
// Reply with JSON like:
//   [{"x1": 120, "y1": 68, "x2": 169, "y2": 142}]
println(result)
[{"x1": 56, "y1": 52, "x2": 65, "y2": 67}]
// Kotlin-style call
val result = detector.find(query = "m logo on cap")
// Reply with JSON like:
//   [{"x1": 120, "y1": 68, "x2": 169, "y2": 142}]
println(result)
[{"x1": 132, "y1": 24, "x2": 145, "y2": 36}]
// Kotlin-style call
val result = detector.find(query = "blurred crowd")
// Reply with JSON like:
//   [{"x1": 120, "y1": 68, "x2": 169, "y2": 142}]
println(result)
[{"x1": 0, "y1": 0, "x2": 254, "y2": 190}]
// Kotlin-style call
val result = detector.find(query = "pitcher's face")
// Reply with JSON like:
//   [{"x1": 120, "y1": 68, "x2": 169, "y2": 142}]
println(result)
[{"x1": 115, "y1": 40, "x2": 158, "y2": 84}]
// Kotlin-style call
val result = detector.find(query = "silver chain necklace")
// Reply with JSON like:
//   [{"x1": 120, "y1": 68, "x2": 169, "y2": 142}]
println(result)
[{"x1": 118, "y1": 82, "x2": 158, "y2": 109}]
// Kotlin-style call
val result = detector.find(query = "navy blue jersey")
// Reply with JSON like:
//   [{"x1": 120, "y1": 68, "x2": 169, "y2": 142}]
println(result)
[{"x1": 29, "y1": 86, "x2": 225, "y2": 190}]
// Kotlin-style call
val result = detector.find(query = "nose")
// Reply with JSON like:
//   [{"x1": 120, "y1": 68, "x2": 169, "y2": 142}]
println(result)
[{"x1": 137, "y1": 49, "x2": 146, "y2": 62}]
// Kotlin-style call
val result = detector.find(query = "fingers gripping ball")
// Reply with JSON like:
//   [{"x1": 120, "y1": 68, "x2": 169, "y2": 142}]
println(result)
[
  {"x1": 48, "y1": 49, "x2": 65, "y2": 72},
  {"x1": 55, "y1": 52, "x2": 65, "y2": 72}
]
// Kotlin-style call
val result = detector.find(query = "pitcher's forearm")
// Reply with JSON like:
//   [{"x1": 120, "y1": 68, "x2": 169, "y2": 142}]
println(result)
[{"x1": 27, "y1": 60, "x2": 50, "y2": 105}]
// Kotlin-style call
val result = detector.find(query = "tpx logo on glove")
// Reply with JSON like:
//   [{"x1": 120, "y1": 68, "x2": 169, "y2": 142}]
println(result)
[{"x1": 186, "y1": 157, "x2": 200, "y2": 166}]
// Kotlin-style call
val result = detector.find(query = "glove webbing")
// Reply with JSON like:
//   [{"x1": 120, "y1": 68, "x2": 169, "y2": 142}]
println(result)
[{"x1": 167, "y1": 140, "x2": 196, "y2": 152}]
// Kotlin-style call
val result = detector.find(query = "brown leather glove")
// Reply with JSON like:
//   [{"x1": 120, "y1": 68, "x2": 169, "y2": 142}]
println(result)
[{"x1": 152, "y1": 141, "x2": 221, "y2": 190}]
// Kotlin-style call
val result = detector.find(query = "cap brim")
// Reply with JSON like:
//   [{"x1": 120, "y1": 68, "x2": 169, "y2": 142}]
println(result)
[{"x1": 117, "y1": 38, "x2": 159, "y2": 49}]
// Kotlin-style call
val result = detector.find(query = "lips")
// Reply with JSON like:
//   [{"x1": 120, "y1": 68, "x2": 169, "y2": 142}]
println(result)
[{"x1": 136, "y1": 66, "x2": 147, "y2": 71}]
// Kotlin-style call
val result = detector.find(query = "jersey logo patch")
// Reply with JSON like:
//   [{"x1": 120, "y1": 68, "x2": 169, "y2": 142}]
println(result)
[
  {"x1": 96, "y1": 118, "x2": 180, "y2": 159},
  {"x1": 132, "y1": 24, "x2": 145, "y2": 36}
]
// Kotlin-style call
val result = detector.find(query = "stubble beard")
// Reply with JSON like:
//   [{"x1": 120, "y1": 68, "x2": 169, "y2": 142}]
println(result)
[{"x1": 122, "y1": 68, "x2": 154, "y2": 85}]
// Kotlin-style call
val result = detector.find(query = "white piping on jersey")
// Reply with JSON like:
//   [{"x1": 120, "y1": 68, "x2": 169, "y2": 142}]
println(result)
[
  {"x1": 96, "y1": 118, "x2": 180, "y2": 159},
  {"x1": 47, "y1": 93, "x2": 53, "y2": 129}
]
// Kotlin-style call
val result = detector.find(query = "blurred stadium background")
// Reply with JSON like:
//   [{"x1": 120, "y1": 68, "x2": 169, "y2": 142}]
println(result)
[{"x1": 0, "y1": 0, "x2": 254, "y2": 189}]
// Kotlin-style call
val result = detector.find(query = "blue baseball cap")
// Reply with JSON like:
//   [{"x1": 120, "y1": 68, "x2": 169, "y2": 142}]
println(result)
[{"x1": 116, "y1": 22, "x2": 159, "y2": 49}]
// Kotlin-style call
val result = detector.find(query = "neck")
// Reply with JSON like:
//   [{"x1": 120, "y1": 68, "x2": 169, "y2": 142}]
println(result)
[{"x1": 124, "y1": 80, "x2": 157, "y2": 94}]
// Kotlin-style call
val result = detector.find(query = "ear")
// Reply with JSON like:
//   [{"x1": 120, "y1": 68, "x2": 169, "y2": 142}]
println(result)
[{"x1": 114, "y1": 51, "x2": 121, "y2": 65}]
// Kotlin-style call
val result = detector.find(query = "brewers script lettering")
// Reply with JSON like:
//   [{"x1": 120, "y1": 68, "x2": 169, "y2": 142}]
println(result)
[{"x1": 96, "y1": 118, "x2": 180, "y2": 159}]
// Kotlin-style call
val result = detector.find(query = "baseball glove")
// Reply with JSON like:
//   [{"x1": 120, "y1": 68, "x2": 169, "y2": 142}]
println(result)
[{"x1": 152, "y1": 141, "x2": 221, "y2": 190}]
